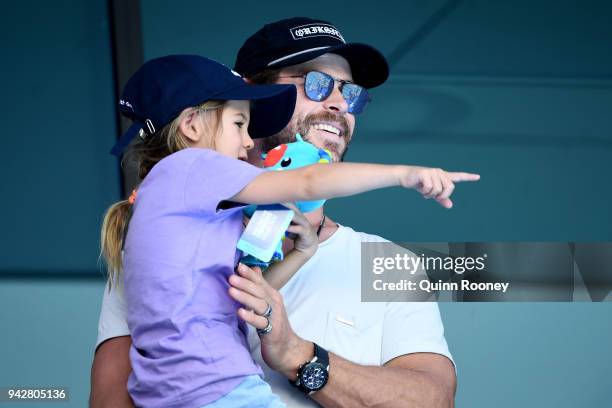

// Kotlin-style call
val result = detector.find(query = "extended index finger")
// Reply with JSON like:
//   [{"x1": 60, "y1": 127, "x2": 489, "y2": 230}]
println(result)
[{"x1": 448, "y1": 172, "x2": 481, "y2": 182}]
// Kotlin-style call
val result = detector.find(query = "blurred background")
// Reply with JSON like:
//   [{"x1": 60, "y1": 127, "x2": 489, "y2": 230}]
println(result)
[{"x1": 1, "y1": 0, "x2": 611, "y2": 406}]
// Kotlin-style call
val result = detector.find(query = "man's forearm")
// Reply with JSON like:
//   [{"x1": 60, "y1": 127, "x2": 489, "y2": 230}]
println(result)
[
  {"x1": 90, "y1": 336, "x2": 135, "y2": 408},
  {"x1": 311, "y1": 352, "x2": 454, "y2": 408}
]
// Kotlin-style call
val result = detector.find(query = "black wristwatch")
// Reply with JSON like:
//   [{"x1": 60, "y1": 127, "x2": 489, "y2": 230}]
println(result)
[{"x1": 290, "y1": 343, "x2": 330, "y2": 394}]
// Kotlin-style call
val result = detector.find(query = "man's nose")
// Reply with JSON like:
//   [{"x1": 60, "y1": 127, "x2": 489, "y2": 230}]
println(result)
[{"x1": 322, "y1": 84, "x2": 349, "y2": 113}]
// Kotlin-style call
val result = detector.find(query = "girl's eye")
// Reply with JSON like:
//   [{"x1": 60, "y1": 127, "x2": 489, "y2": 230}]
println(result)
[{"x1": 235, "y1": 121, "x2": 244, "y2": 129}]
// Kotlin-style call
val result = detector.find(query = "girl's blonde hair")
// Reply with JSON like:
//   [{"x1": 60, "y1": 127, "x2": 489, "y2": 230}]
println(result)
[{"x1": 100, "y1": 100, "x2": 225, "y2": 287}]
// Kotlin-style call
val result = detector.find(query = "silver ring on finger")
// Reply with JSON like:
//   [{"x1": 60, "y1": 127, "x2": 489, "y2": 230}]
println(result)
[
  {"x1": 256, "y1": 318, "x2": 272, "y2": 336},
  {"x1": 258, "y1": 303, "x2": 272, "y2": 319}
]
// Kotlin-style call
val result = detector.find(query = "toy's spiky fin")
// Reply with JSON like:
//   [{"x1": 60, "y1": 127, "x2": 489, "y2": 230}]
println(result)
[{"x1": 318, "y1": 148, "x2": 332, "y2": 164}]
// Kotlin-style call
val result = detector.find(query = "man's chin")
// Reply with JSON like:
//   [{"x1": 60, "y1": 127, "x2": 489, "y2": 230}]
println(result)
[
  {"x1": 323, "y1": 148, "x2": 341, "y2": 162},
  {"x1": 302, "y1": 135, "x2": 346, "y2": 162},
  {"x1": 312, "y1": 145, "x2": 345, "y2": 162},
  {"x1": 259, "y1": 129, "x2": 348, "y2": 162},
  {"x1": 319, "y1": 143, "x2": 346, "y2": 163}
]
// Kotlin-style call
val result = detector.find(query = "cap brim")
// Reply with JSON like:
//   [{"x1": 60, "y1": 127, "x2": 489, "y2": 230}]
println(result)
[
  {"x1": 268, "y1": 43, "x2": 389, "y2": 89},
  {"x1": 111, "y1": 83, "x2": 296, "y2": 155},
  {"x1": 219, "y1": 83, "x2": 296, "y2": 139}
]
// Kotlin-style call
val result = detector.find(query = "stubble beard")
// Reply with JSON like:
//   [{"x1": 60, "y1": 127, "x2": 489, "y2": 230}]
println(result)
[{"x1": 259, "y1": 111, "x2": 352, "y2": 162}]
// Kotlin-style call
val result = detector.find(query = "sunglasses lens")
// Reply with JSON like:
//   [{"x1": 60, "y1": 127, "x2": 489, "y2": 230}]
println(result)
[
  {"x1": 342, "y1": 84, "x2": 369, "y2": 114},
  {"x1": 304, "y1": 71, "x2": 334, "y2": 101}
]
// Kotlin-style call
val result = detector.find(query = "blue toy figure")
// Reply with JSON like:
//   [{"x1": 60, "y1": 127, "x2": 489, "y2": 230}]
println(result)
[{"x1": 241, "y1": 134, "x2": 332, "y2": 268}]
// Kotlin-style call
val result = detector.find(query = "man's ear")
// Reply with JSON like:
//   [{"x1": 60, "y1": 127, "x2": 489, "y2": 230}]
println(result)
[{"x1": 179, "y1": 108, "x2": 200, "y2": 143}]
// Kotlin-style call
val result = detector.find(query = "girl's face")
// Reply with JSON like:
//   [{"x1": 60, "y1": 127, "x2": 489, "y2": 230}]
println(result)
[{"x1": 215, "y1": 100, "x2": 254, "y2": 161}]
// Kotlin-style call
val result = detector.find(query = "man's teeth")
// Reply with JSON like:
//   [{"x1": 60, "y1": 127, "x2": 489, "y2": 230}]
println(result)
[{"x1": 312, "y1": 123, "x2": 341, "y2": 135}]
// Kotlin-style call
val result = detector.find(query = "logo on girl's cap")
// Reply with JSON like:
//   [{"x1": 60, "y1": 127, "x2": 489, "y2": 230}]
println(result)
[{"x1": 119, "y1": 99, "x2": 134, "y2": 110}]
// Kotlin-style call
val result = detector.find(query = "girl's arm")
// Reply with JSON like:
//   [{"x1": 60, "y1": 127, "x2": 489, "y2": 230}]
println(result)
[
  {"x1": 231, "y1": 163, "x2": 480, "y2": 209},
  {"x1": 262, "y1": 208, "x2": 317, "y2": 290}
]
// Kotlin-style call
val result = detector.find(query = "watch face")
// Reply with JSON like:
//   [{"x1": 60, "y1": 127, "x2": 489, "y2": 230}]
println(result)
[{"x1": 300, "y1": 362, "x2": 328, "y2": 390}]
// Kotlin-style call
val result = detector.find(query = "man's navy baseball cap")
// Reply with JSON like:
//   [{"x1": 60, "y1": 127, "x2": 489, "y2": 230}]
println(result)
[
  {"x1": 111, "y1": 54, "x2": 297, "y2": 155},
  {"x1": 234, "y1": 17, "x2": 389, "y2": 89}
]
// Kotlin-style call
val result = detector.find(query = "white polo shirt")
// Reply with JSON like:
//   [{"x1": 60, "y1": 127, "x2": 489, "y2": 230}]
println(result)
[{"x1": 96, "y1": 225, "x2": 453, "y2": 407}]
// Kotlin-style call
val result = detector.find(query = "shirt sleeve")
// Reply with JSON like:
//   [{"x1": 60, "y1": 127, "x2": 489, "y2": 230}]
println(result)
[
  {"x1": 183, "y1": 149, "x2": 263, "y2": 214},
  {"x1": 95, "y1": 281, "x2": 130, "y2": 351},
  {"x1": 381, "y1": 300, "x2": 455, "y2": 368}
]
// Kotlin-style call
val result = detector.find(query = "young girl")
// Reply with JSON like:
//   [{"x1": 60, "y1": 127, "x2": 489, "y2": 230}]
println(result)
[{"x1": 101, "y1": 55, "x2": 478, "y2": 407}]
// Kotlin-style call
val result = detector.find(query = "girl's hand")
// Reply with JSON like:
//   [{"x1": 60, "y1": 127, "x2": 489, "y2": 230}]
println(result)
[
  {"x1": 285, "y1": 209, "x2": 318, "y2": 259},
  {"x1": 399, "y1": 166, "x2": 480, "y2": 209}
]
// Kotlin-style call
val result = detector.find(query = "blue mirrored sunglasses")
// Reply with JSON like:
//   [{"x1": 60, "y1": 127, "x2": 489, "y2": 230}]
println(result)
[{"x1": 280, "y1": 71, "x2": 371, "y2": 114}]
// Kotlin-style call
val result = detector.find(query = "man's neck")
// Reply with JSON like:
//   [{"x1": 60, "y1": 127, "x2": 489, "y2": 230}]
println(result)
[{"x1": 305, "y1": 206, "x2": 338, "y2": 240}]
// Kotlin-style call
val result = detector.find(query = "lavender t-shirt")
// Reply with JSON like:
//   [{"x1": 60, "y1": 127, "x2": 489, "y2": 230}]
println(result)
[{"x1": 123, "y1": 148, "x2": 264, "y2": 408}]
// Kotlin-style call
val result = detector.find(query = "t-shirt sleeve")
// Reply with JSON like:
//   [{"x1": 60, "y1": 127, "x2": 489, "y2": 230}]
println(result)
[
  {"x1": 183, "y1": 149, "x2": 263, "y2": 214},
  {"x1": 381, "y1": 300, "x2": 455, "y2": 368},
  {"x1": 95, "y1": 281, "x2": 130, "y2": 351}
]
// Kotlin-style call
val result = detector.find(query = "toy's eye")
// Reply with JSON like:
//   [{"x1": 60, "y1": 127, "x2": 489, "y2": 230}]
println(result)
[{"x1": 281, "y1": 158, "x2": 292, "y2": 167}]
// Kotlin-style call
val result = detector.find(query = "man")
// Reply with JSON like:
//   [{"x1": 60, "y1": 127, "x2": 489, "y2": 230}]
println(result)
[{"x1": 91, "y1": 17, "x2": 457, "y2": 407}]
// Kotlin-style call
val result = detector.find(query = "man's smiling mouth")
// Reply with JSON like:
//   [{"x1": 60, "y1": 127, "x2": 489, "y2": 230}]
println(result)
[{"x1": 311, "y1": 123, "x2": 342, "y2": 136}]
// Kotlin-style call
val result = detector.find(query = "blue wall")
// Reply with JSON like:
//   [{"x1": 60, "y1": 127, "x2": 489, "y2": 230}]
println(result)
[
  {"x1": 0, "y1": 0, "x2": 120, "y2": 273},
  {"x1": 1, "y1": 1, "x2": 611, "y2": 406}
]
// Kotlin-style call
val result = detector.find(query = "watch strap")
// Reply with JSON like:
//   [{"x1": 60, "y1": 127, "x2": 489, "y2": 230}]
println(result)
[{"x1": 313, "y1": 342, "x2": 329, "y2": 368}]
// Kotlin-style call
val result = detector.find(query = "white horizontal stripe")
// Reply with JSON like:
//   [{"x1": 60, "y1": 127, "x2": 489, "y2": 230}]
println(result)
[{"x1": 267, "y1": 46, "x2": 332, "y2": 66}]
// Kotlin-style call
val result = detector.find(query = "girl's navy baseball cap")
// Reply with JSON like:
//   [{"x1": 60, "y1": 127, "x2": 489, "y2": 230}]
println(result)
[{"x1": 111, "y1": 54, "x2": 297, "y2": 156}]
